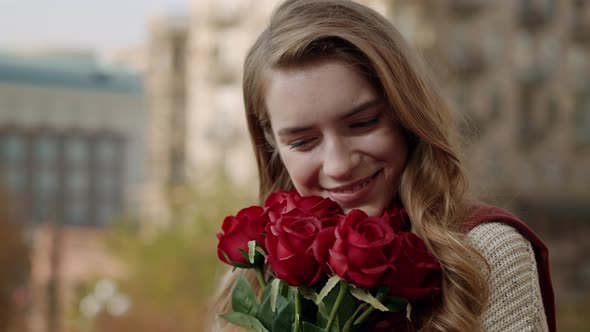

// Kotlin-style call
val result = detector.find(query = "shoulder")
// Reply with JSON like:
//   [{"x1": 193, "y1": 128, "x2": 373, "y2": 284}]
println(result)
[
  {"x1": 464, "y1": 203, "x2": 548, "y2": 255},
  {"x1": 466, "y1": 222, "x2": 536, "y2": 284},
  {"x1": 467, "y1": 222, "x2": 549, "y2": 331},
  {"x1": 466, "y1": 222, "x2": 531, "y2": 259}
]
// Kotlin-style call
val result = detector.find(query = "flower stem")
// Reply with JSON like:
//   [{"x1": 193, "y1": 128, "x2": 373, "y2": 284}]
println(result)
[
  {"x1": 325, "y1": 281, "x2": 349, "y2": 332},
  {"x1": 343, "y1": 303, "x2": 367, "y2": 332},
  {"x1": 353, "y1": 291, "x2": 386, "y2": 326},
  {"x1": 255, "y1": 267, "x2": 267, "y2": 288},
  {"x1": 293, "y1": 287, "x2": 301, "y2": 332}
]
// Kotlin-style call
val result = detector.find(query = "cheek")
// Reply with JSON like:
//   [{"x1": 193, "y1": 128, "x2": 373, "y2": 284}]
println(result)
[
  {"x1": 278, "y1": 150, "x2": 319, "y2": 193},
  {"x1": 366, "y1": 128, "x2": 408, "y2": 174}
]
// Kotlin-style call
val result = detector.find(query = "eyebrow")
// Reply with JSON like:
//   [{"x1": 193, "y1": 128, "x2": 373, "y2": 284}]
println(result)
[{"x1": 276, "y1": 98, "x2": 382, "y2": 137}]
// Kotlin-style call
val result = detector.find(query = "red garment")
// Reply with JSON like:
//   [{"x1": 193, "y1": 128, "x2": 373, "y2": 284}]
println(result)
[{"x1": 464, "y1": 204, "x2": 556, "y2": 332}]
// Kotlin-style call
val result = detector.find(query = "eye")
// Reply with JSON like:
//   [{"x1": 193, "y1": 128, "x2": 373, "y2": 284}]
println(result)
[
  {"x1": 350, "y1": 116, "x2": 380, "y2": 129},
  {"x1": 288, "y1": 137, "x2": 318, "y2": 151}
]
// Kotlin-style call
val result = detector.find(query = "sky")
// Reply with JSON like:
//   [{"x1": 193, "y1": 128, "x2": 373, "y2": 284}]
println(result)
[{"x1": 0, "y1": 0, "x2": 188, "y2": 53}]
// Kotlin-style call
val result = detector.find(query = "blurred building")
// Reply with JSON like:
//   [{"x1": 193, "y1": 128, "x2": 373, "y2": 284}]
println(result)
[
  {"x1": 391, "y1": 0, "x2": 590, "y2": 310},
  {"x1": 0, "y1": 51, "x2": 144, "y2": 331},
  {"x1": 187, "y1": 0, "x2": 273, "y2": 191},
  {"x1": 140, "y1": 15, "x2": 190, "y2": 225},
  {"x1": 0, "y1": 51, "x2": 145, "y2": 226}
]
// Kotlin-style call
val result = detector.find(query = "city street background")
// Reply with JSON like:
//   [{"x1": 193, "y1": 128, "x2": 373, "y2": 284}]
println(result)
[{"x1": 0, "y1": 0, "x2": 589, "y2": 331}]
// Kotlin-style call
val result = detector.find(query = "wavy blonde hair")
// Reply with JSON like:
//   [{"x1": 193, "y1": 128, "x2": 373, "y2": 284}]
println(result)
[{"x1": 208, "y1": 0, "x2": 488, "y2": 331}]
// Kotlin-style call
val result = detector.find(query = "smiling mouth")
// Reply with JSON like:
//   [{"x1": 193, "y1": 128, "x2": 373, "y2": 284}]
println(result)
[{"x1": 327, "y1": 170, "x2": 382, "y2": 194}]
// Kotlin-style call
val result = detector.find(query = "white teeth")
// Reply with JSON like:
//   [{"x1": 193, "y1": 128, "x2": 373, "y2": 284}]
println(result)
[{"x1": 332, "y1": 178, "x2": 372, "y2": 193}]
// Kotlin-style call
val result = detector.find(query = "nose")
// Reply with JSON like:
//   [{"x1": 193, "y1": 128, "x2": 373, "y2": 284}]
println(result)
[{"x1": 322, "y1": 137, "x2": 360, "y2": 180}]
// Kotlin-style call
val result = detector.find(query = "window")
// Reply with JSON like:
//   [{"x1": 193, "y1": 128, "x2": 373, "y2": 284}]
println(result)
[
  {"x1": 4, "y1": 168, "x2": 25, "y2": 193},
  {"x1": 574, "y1": 94, "x2": 590, "y2": 146},
  {"x1": 519, "y1": 0, "x2": 556, "y2": 29},
  {"x1": 567, "y1": 47, "x2": 588, "y2": 92},
  {"x1": 3, "y1": 135, "x2": 25, "y2": 163},
  {"x1": 488, "y1": 90, "x2": 502, "y2": 121},
  {"x1": 66, "y1": 138, "x2": 88, "y2": 166},
  {"x1": 97, "y1": 204, "x2": 114, "y2": 226},
  {"x1": 34, "y1": 136, "x2": 57, "y2": 165},
  {"x1": 33, "y1": 195, "x2": 53, "y2": 224},
  {"x1": 65, "y1": 202, "x2": 87, "y2": 226},
  {"x1": 35, "y1": 169, "x2": 57, "y2": 196},
  {"x1": 66, "y1": 169, "x2": 88, "y2": 195},
  {"x1": 97, "y1": 174, "x2": 114, "y2": 199},
  {"x1": 97, "y1": 140, "x2": 116, "y2": 166},
  {"x1": 171, "y1": 35, "x2": 186, "y2": 74}
]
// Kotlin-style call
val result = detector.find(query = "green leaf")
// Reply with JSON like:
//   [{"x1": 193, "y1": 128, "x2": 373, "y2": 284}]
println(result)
[
  {"x1": 248, "y1": 240, "x2": 257, "y2": 264},
  {"x1": 220, "y1": 249, "x2": 251, "y2": 268},
  {"x1": 257, "y1": 284, "x2": 273, "y2": 329},
  {"x1": 299, "y1": 285, "x2": 318, "y2": 303},
  {"x1": 256, "y1": 246, "x2": 268, "y2": 257},
  {"x1": 316, "y1": 282, "x2": 354, "y2": 331},
  {"x1": 239, "y1": 248, "x2": 250, "y2": 263},
  {"x1": 220, "y1": 250, "x2": 232, "y2": 264},
  {"x1": 337, "y1": 290, "x2": 356, "y2": 329},
  {"x1": 232, "y1": 273, "x2": 259, "y2": 316},
  {"x1": 288, "y1": 285, "x2": 297, "y2": 300},
  {"x1": 258, "y1": 292, "x2": 289, "y2": 329},
  {"x1": 272, "y1": 298, "x2": 295, "y2": 332},
  {"x1": 385, "y1": 296, "x2": 408, "y2": 312},
  {"x1": 288, "y1": 286, "x2": 299, "y2": 321},
  {"x1": 270, "y1": 277, "x2": 282, "y2": 313},
  {"x1": 219, "y1": 312, "x2": 270, "y2": 332},
  {"x1": 316, "y1": 275, "x2": 341, "y2": 305},
  {"x1": 317, "y1": 301, "x2": 329, "y2": 326},
  {"x1": 350, "y1": 287, "x2": 389, "y2": 312},
  {"x1": 301, "y1": 321, "x2": 325, "y2": 332}
]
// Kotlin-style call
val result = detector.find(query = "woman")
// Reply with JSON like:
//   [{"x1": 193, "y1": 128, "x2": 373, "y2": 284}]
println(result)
[{"x1": 208, "y1": 0, "x2": 555, "y2": 331}]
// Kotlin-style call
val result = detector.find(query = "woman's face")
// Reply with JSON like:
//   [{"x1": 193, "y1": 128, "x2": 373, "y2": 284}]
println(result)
[{"x1": 265, "y1": 59, "x2": 408, "y2": 216}]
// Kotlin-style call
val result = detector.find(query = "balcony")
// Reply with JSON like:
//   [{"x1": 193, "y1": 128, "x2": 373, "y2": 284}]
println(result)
[
  {"x1": 518, "y1": 0, "x2": 555, "y2": 30},
  {"x1": 207, "y1": 0, "x2": 246, "y2": 28},
  {"x1": 516, "y1": 64, "x2": 549, "y2": 88},
  {"x1": 448, "y1": 45, "x2": 488, "y2": 79},
  {"x1": 571, "y1": 10, "x2": 590, "y2": 45},
  {"x1": 449, "y1": 0, "x2": 487, "y2": 17},
  {"x1": 518, "y1": 92, "x2": 558, "y2": 149}
]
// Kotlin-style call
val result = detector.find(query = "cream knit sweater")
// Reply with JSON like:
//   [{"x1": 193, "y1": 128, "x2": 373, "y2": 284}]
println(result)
[
  {"x1": 467, "y1": 222, "x2": 549, "y2": 332},
  {"x1": 212, "y1": 222, "x2": 550, "y2": 331}
]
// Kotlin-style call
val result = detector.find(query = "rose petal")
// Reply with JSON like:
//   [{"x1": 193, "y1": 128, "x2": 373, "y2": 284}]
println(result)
[
  {"x1": 346, "y1": 269, "x2": 383, "y2": 288},
  {"x1": 328, "y1": 248, "x2": 349, "y2": 277},
  {"x1": 312, "y1": 227, "x2": 336, "y2": 271}
]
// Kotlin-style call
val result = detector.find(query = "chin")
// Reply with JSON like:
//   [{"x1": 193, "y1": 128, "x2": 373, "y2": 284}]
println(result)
[{"x1": 343, "y1": 204, "x2": 384, "y2": 217}]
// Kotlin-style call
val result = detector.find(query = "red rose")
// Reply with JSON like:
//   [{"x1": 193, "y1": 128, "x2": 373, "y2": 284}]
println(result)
[
  {"x1": 385, "y1": 232, "x2": 442, "y2": 303},
  {"x1": 312, "y1": 225, "x2": 337, "y2": 273},
  {"x1": 368, "y1": 311, "x2": 416, "y2": 332},
  {"x1": 385, "y1": 205, "x2": 410, "y2": 232},
  {"x1": 217, "y1": 206, "x2": 269, "y2": 266},
  {"x1": 328, "y1": 209, "x2": 401, "y2": 288},
  {"x1": 265, "y1": 191, "x2": 342, "y2": 221},
  {"x1": 265, "y1": 215, "x2": 331, "y2": 286}
]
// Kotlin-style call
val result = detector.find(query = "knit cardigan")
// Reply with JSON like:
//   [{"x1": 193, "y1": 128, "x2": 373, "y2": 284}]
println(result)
[{"x1": 465, "y1": 205, "x2": 556, "y2": 332}]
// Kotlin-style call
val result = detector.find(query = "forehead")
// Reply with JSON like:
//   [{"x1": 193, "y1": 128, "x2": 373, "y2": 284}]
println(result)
[{"x1": 264, "y1": 59, "x2": 378, "y2": 126}]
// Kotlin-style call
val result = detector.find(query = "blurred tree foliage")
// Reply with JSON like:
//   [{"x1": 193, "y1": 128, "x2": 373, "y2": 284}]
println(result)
[
  {"x1": 92, "y1": 175, "x2": 257, "y2": 332},
  {"x1": 0, "y1": 191, "x2": 30, "y2": 332}
]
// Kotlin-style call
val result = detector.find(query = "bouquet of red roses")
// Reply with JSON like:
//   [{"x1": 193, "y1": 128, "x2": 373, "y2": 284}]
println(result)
[{"x1": 216, "y1": 191, "x2": 441, "y2": 332}]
